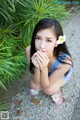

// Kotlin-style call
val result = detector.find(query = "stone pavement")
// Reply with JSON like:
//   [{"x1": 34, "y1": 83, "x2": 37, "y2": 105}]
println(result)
[{"x1": 71, "y1": 92, "x2": 80, "y2": 120}]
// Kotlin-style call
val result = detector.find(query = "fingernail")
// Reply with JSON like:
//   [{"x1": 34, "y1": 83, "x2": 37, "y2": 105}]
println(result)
[{"x1": 38, "y1": 51, "x2": 40, "y2": 53}]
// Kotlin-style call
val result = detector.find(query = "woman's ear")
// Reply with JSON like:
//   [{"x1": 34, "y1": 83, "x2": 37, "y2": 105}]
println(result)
[{"x1": 54, "y1": 42, "x2": 58, "y2": 47}]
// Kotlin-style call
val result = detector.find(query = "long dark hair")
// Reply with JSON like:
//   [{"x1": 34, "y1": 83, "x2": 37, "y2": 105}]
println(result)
[{"x1": 30, "y1": 18, "x2": 73, "y2": 74}]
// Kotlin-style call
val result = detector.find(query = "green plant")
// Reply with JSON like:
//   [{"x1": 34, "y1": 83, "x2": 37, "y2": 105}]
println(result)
[
  {"x1": 16, "y1": 0, "x2": 69, "y2": 43},
  {"x1": 0, "y1": 99, "x2": 7, "y2": 111},
  {"x1": 0, "y1": 0, "x2": 16, "y2": 25},
  {"x1": 0, "y1": 27, "x2": 27, "y2": 89},
  {"x1": 0, "y1": 0, "x2": 69, "y2": 45}
]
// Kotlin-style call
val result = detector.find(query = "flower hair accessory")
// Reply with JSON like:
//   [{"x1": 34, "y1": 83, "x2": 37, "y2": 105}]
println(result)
[{"x1": 56, "y1": 35, "x2": 66, "y2": 45}]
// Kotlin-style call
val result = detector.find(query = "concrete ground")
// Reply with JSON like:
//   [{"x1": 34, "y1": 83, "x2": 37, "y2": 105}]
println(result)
[{"x1": 71, "y1": 92, "x2": 80, "y2": 120}]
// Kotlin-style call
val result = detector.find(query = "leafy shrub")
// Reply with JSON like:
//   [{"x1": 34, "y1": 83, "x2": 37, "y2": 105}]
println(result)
[
  {"x1": 0, "y1": 0, "x2": 69, "y2": 44},
  {"x1": 0, "y1": 27, "x2": 27, "y2": 89},
  {"x1": 0, "y1": 99, "x2": 7, "y2": 111},
  {"x1": 16, "y1": 0, "x2": 69, "y2": 42}
]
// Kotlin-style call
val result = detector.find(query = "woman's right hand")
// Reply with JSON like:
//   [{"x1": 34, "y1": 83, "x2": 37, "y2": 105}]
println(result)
[{"x1": 31, "y1": 52, "x2": 40, "y2": 69}]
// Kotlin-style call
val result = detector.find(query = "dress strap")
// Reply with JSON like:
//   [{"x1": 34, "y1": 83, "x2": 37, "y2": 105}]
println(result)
[
  {"x1": 48, "y1": 60, "x2": 60, "y2": 76},
  {"x1": 48, "y1": 53, "x2": 69, "y2": 76}
]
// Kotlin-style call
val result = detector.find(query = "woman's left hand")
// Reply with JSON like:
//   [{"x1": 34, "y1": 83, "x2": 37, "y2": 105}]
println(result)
[{"x1": 36, "y1": 51, "x2": 49, "y2": 71}]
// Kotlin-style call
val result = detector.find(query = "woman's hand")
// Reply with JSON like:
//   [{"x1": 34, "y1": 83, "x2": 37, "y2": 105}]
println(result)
[
  {"x1": 36, "y1": 51, "x2": 49, "y2": 71},
  {"x1": 31, "y1": 52, "x2": 40, "y2": 69}
]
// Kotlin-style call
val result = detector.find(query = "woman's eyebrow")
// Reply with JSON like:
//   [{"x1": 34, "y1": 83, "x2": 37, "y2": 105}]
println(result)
[
  {"x1": 35, "y1": 35, "x2": 41, "y2": 38},
  {"x1": 36, "y1": 35, "x2": 40, "y2": 37},
  {"x1": 46, "y1": 37, "x2": 54, "y2": 40},
  {"x1": 36, "y1": 35, "x2": 54, "y2": 39}
]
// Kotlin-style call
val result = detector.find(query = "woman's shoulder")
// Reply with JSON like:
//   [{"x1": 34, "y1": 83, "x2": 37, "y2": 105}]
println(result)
[
  {"x1": 25, "y1": 45, "x2": 31, "y2": 64},
  {"x1": 26, "y1": 45, "x2": 31, "y2": 52},
  {"x1": 58, "y1": 52, "x2": 71, "y2": 59},
  {"x1": 58, "y1": 52, "x2": 73, "y2": 66}
]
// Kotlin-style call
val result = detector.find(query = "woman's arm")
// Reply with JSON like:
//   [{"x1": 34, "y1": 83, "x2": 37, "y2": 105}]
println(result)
[
  {"x1": 25, "y1": 46, "x2": 30, "y2": 64},
  {"x1": 31, "y1": 67, "x2": 40, "y2": 86},
  {"x1": 40, "y1": 66, "x2": 49, "y2": 88},
  {"x1": 26, "y1": 46, "x2": 41, "y2": 87},
  {"x1": 36, "y1": 51, "x2": 72, "y2": 89},
  {"x1": 36, "y1": 51, "x2": 50, "y2": 88},
  {"x1": 48, "y1": 59, "x2": 72, "y2": 85},
  {"x1": 41, "y1": 63, "x2": 72, "y2": 88}
]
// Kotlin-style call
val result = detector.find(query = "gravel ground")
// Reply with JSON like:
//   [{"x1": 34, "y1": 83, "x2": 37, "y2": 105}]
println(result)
[
  {"x1": 1, "y1": 6, "x2": 80, "y2": 120},
  {"x1": 71, "y1": 92, "x2": 80, "y2": 120}
]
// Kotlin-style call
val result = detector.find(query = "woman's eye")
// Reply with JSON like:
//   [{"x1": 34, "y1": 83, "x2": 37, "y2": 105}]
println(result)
[
  {"x1": 47, "y1": 40, "x2": 52, "y2": 42},
  {"x1": 35, "y1": 37, "x2": 41, "y2": 40}
]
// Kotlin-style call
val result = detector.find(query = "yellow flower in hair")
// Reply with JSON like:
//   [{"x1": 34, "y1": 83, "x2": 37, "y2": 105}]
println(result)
[{"x1": 56, "y1": 35, "x2": 66, "y2": 45}]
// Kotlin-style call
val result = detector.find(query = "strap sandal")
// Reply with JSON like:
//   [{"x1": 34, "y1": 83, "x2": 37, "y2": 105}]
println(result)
[
  {"x1": 29, "y1": 89, "x2": 40, "y2": 96},
  {"x1": 51, "y1": 91, "x2": 63, "y2": 105}
]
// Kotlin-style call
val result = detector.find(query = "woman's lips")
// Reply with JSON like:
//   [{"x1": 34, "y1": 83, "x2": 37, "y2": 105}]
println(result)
[{"x1": 38, "y1": 49, "x2": 47, "y2": 52}]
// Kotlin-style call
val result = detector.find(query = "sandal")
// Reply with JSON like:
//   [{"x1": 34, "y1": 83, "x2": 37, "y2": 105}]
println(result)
[
  {"x1": 51, "y1": 91, "x2": 63, "y2": 105},
  {"x1": 29, "y1": 89, "x2": 40, "y2": 96}
]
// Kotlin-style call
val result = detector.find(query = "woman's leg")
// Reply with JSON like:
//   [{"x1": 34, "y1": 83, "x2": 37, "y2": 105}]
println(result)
[
  {"x1": 44, "y1": 78, "x2": 65, "y2": 105},
  {"x1": 29, "y1": 80, "x2": 42, "y2": 96},
  {"x1": 30, "y1": 80, "x2": 42, "y2": 90},
  {"x1": 44, "y1": 78, "x2": 65, "y2": 95}
]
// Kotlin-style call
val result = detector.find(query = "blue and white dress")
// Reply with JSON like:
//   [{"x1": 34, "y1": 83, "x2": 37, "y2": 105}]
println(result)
[{"x1": 48, "y1": 52, "x2": 73, "y2": 83}]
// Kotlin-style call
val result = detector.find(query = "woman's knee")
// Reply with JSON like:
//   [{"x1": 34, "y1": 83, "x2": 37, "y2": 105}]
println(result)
[
  {"x1": 44, "y1": 79, "x2": 65, "y2": 95},
  {"x1": 30, "y1": 80, "x2": 41, "y2": 90},
  {"x1": 44, "y1": 86, "x2": 60, "y2": 95}
]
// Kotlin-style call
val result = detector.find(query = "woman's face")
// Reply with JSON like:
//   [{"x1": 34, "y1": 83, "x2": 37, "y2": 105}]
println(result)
[{"x1": 35, "y1": 28, "x2": 57, "y2": 58}]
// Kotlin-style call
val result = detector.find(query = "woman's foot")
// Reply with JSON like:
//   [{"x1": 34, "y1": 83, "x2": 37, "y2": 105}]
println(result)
[
  {"x1": 51, "y1": 91, "x2": 63, "y2": 105},
  {"x1": 29, "y1": 89, "x2": 40, "y2": 96}
]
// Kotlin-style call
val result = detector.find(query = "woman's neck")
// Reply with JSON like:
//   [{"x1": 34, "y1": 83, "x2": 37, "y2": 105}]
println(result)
[{"x1": 48, "y1": 55, "x2": 56, "y2": 70}]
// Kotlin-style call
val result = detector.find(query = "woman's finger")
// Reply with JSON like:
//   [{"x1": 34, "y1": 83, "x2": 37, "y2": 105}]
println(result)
[
  {"x1": 37, "y1": 51, "x2": 49, "y2": 60},
  {"x1": 32, "y1": 56, "x2": 40, "y2": 68},
  {"x1": 37, "y1": 51, "x2": 49, "y2": 63},
  {"x1": 31, "y1": 52, "x2": 37, "y2": 60},
  {"x1": 36, "y1": 53, "x2": 43, "y2": 63}
]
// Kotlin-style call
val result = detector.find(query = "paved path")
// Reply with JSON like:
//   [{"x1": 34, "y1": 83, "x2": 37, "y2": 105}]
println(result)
[
  {"x1": 63, "y1": 7, "x2": 80, "y2": 120},
  {"x1": 71, "y1": 92, "x2": 80, "y2": 120},
  {"x1": 1, "y1": 6, "x2": 80, "y2": 120}
]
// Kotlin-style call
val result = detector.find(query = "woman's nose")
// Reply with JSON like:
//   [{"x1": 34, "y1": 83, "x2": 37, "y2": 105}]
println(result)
[{"x1": 40, "y1": 41, "x2": 45, "y2": 48}]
